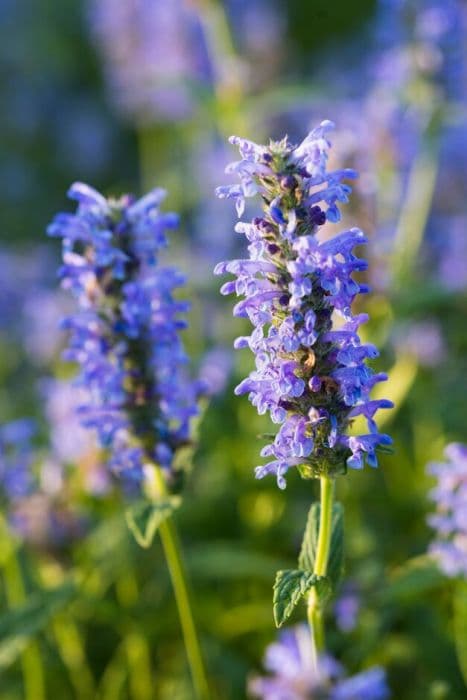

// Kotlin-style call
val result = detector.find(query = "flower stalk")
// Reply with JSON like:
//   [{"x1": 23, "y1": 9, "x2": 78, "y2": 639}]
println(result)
[
  {"x1": 307, "y1": 476, "x2": 335, "y2": 653},
  {"x1": 151, "y1": 464, "x2": 210, "y2": 700}
]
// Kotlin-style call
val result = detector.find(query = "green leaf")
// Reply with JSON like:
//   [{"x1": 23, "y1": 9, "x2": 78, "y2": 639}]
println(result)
[
  {"x1": 125, "y1": 496, "x2": 181, "y2": 548},
  {"x1": 381, "y1": 555, "x2": 445, "y2": 603},
  {"x1": 298, "y1": 502, "x2": 344, "y2": 591},
  {"x1": 273, "y1": 569, "x2": 321, "y2": 628},
  {"x1": 0, "y1": 582, "x2": 75, "y2": 669},
  {"x1": 453, "y1": 579, "x2": 467, "y2": 687},
  {"x1": 186, "y1": 543, "x2": 290, "y2": 581},
  {"x1": 327, "y1": 503, "x2": 344, "y2": 589},
  {"x1": 298, "y1": 503, "x2": 320, "y2": 572}
]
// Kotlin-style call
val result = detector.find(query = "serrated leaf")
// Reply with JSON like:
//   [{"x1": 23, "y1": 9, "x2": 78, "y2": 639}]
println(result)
[
  {"x1": 453, "y1": 580, "x2": 467, "y2": 687},
  {"x1": 299, "y1": 502, "x2": 344, "y2": 592},
  {"x1": 273, "y1": 569, "x2": 320, "y2": 627},
  {"x1": 0, "y1": 582, "x2": 75, "y2": 668},
  {"x1": 125, "y1": 497, "x2": 181, "y2": 548},
  {"x1": 327, "y1": 503, "x2": 344, "y2": 589},
  {"x1": 299, "y1": 503, "x2": 320, "y2": 572}
]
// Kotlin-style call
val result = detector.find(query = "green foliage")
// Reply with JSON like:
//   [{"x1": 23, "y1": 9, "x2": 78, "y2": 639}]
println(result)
[
  {"x1": 454, "y1": 580, "x2": 467, "y2": 688},
  {"x1": 381, "y1": 555, "x2": 446, "y2": 603},
  {"x1": 273, "y1": 569, "x2": 324, "y2": 627},
  {"x1": 299, "y1": 501, "x2": 344, "y2": 593},
  {"x1": 0, "y1": 583, "x2": 75, "y2": 668},
  {"x1": 272, "y1": 501, "x2": 344, "y2": 627},
  {"x1": 125, "y1": 497, "x2": 181, "y2": 548}
]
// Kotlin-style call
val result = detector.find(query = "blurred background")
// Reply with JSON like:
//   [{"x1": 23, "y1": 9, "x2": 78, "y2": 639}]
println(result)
[{"x1": 1, "y1": 0, "x2": 467, "y2": 698}]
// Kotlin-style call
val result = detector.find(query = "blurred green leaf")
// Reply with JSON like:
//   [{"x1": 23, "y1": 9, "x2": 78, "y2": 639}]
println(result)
[
  {"x1": 273, "y1": 569, "x2": 323, "y2": 628},
  {"x1": 0, "y1": 583, "x2": 75, "y2": 669},
  {"x1": 125, "y1": 497, "x2": 181, "y2": 549},
  {"x1": 299, "y1": 502, "x2": 344, "y2": 592},
  {"x1": 186, "y1": 543, "x2": 289, "y2": 580},
  {"x1": 454, "y1": 580, "x2": 467, "y2": 688},
  {"x1": 381, "y1": 556, "x2": 445, "y2": 602}
]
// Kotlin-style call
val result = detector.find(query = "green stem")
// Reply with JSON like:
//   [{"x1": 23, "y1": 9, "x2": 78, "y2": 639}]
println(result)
[
  {"x1": 307, "y1": 476, "x2": 335, "y2": 655},
  {"x1": 115, "y1": 572, "x2": 153, "y2": 700},
  {"x1": 194, "y1": 0, "x2": 246, "y2": 134},
  {"x1": 2, "y1": 548, "x2": 46, "y2": 700},
  {"x1": 152, "y1": 467, "x2": 210, "y2": 700},
  {"x1": 390, "y1": 111, "x2": 441, "y2": 285},
  {"x1": 52, "y1": 615, "x2": 96, "y2": 700}
]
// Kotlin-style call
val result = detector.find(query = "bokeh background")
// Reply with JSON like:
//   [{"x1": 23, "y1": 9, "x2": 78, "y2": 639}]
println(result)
[{"x1": 1, "y1": 0, "x2": 467, "y2": 698}]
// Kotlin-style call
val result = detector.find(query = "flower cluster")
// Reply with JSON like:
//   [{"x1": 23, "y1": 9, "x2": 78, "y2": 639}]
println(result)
[
  {"x1": 427, "y1": 443, "x2": 467, "y2": 577},
  {"x1": 215, "y1": 121, "x2": 392, "y2": 487},
  {"x1": 249, "y1": 625, "x2": 390, "y2": 699},
  {"x1": 87, "y1": 0, "x2": 212, "y2": 123},
  {"x1": 48, "y1": 183, "x2": 200, "y2": 484},
  {"x1": 0, "y1": 419, "x2": 36, "y2": 501}
]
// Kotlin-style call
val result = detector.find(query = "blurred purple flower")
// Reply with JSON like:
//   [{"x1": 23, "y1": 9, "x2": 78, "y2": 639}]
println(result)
[
  {"x1": 0, "y1": 418, "x2": 36, "y2": 501},
  {"x1": 10, "y1": 493, "x2": 87, "y2": 548},
  {"x1": 438, "y1": 216, "x2": 467, "y2": 291},
  {"x1": 0, "y1": 247, "x2": 68, "y2": 364},
  {"x1": 40, "y1": 379, "x2": 97, "y2": 465},
  {"x1": 198, "y1": 347, "x2": 233, "y2": 397},
  {"x1": 334, "y1": 585, "x2": 361, "y2": 633},
  {"x1": 427, "y1": 443, "x2": 467, "y2": 577},
  {"x1": 249, "y1": 624, "x2": 390, "y2": 699},
  {"x1": 215, "y1": 121, "x2": 392, "y2": 488},
  {"x1": 40, "y1": 378, "x2": 110, "y2": 495},
  {"x1": 87, "y1": 0, "x2": 213, "y2": 123},
  {"x1": 393, "y1": 320, "x2": 445, "y2": 368},
  {"x1": 23, "y1": 289, "x2": 71, "y2": 364}
]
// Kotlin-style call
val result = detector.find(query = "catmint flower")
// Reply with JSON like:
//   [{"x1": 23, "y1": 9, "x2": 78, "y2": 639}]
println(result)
[
  {"x1": 40, "y1": 379, "x2": 110, "y2": 495},
  {"x1": 0, "y1": 247, "x2": 67, "y2": 364},
  {"x1": 215, "y1": 121, "x2": 392, "y2": 488},
  {"x1": 427, "y1": 443, "x2": 467, "y2": 577},
  {"x1": 48, "y1": 182, "x2": 200, "y2": 485},
  {"x1": 334, "y1": 583, "x2": 361, "y2": 633},
  {"x1": 0, "y1": 419, "x2": 36, "y2": 501},
  {"x1": 249, "y1": 624, "x2": 390, "y2": 699},
  {"x1": 87, "y1": 0, "x2": 213, "y2": 123},
  {"x1": 393, "y1": 320, "x2": 445, "y2": 368},
  {"x1": 198, "y1": 347, "x2": 233, "y2": 397}
]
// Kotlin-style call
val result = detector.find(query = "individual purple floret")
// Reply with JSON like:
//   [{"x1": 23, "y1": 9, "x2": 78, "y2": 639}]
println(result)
[
  {"x1": 0, "y1": 419, "x2": 36, "y2": 500},
  {"x1": 427, "y1": 443, "x2": 467, "y2": 577},
  {"x1": 249, "y1": 624, "x2": 390, "y2": 699},
  {"x1": 215, "y1": 121, "x2": 392, "y2": 488},
  {"x1": 48, "y1": 182, "x2": 200, "y2": 484}
]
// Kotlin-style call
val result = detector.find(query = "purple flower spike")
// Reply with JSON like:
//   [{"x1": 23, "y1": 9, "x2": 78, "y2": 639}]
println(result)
[
  {"x1": 427, "y1": 443, "x2": 467, "y2": 577},
  {"x1": 48, "y1": 183, "x2": 200, "y2": 485},
  {"x1": 215, "y1": 122, "x2": 392, "y2": 488}
]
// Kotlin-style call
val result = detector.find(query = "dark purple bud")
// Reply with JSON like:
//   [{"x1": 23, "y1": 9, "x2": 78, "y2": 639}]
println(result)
[
  {"x1": 262, "y1": 153, "x2": 273, "y2": 163},
  {"x1": 309, "y1": 205, "x2": 326, "y2": 226},
  {"x1": 280, "y1": 175, "x2": 298, "y2": 190},
  {"x1": 268, "y1": 244, "x2": 280, "y2": 254},
  {"x1": 309, "y1": 376, "x2": 322, "y2": 392},
  {"x1": 279, "y1": 294, "x2": 289, "y2": 306},
  {"x1": 259, "y1": 219, "x2": 275, "y2": 233}
]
